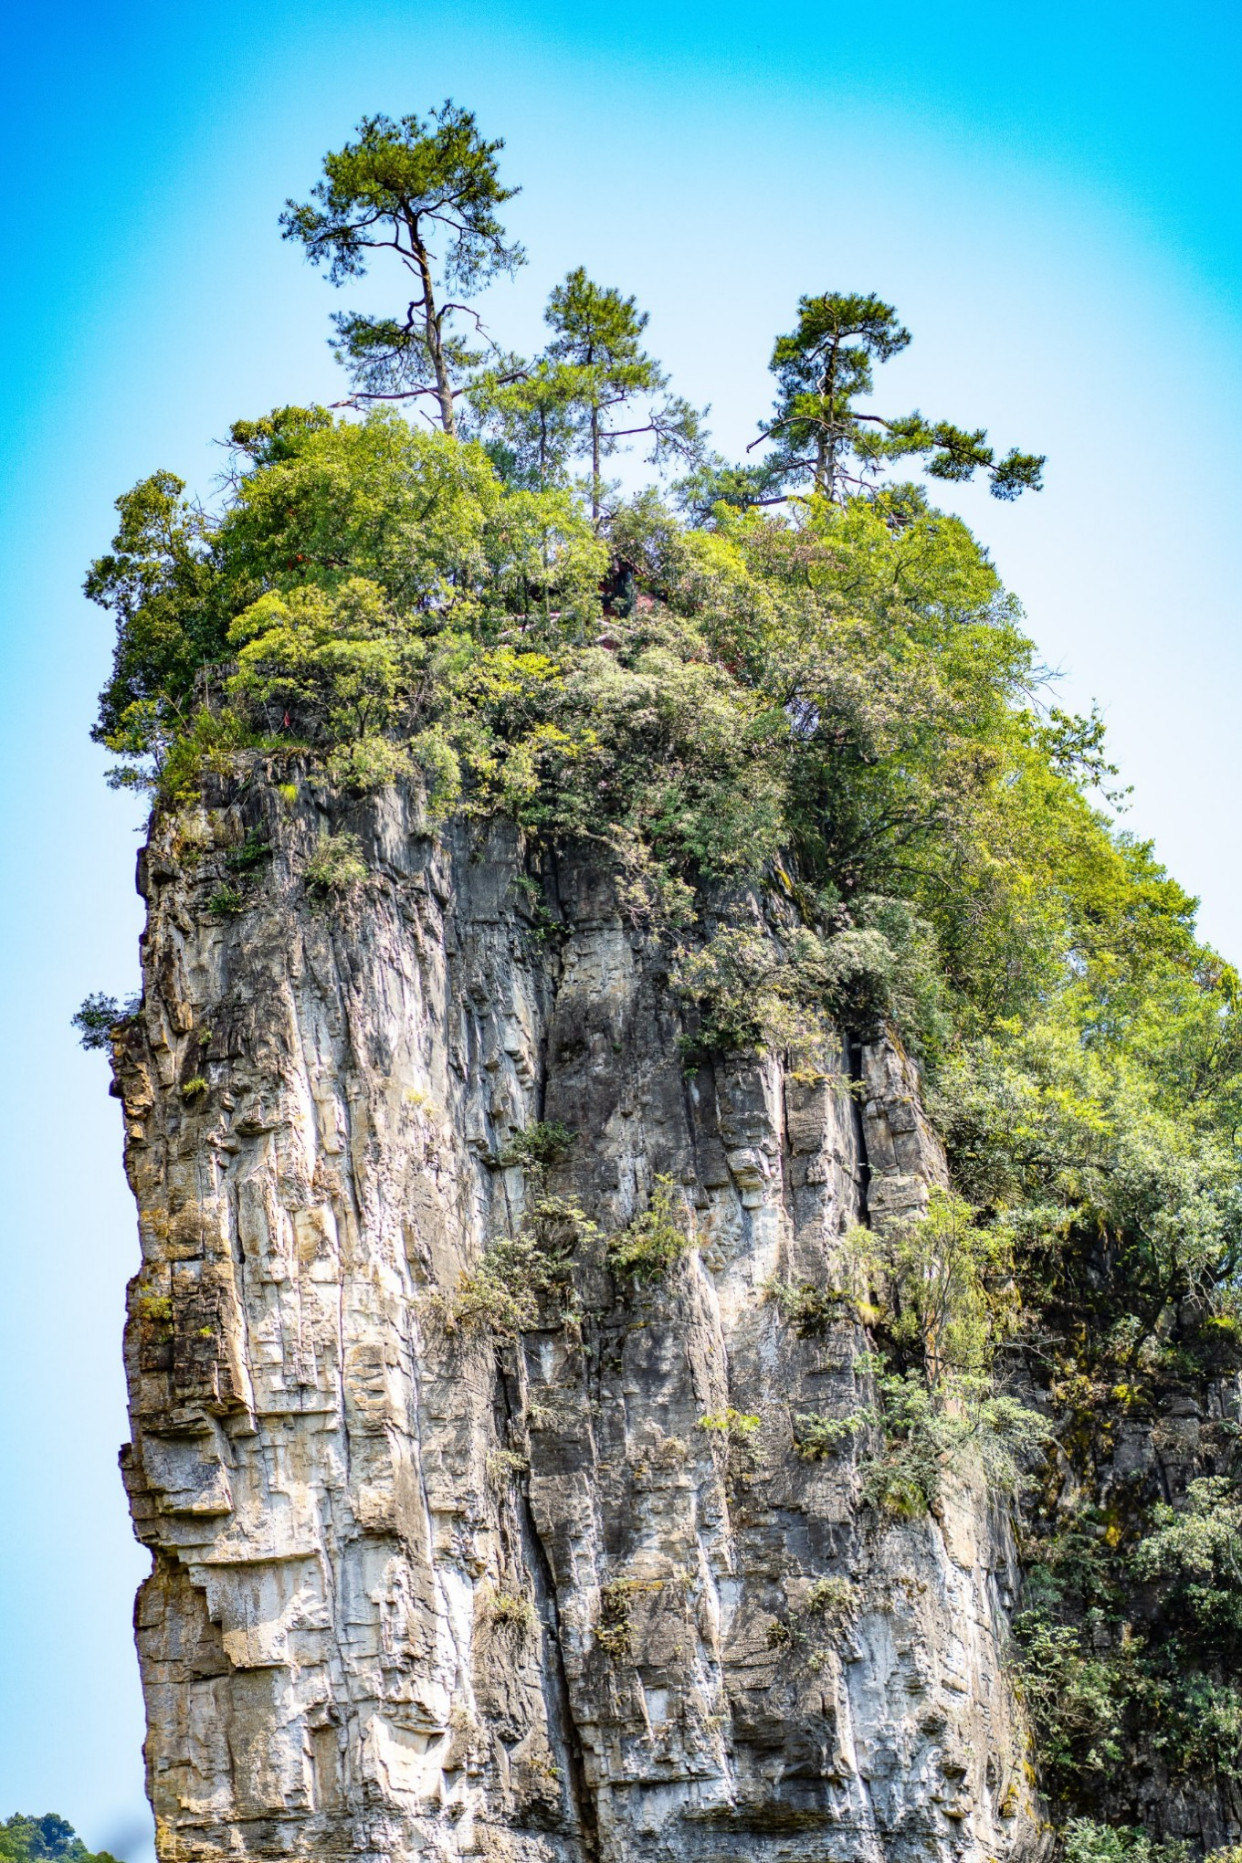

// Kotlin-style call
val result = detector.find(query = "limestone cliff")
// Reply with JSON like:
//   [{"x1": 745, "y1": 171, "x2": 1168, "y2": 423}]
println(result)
[{"x1": 112, "y1": 769, "x2": 1043, "y2": 1863}]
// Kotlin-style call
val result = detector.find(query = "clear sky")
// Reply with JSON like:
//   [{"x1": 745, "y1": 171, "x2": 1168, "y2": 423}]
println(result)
[{"x1": 0, "y1": 0, "x2": 1238, "y2": 1851}]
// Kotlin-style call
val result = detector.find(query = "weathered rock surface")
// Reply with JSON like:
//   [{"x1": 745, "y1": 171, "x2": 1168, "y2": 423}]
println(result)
[{"x1": 114, "y1": 772, "x2": 1042, "y2": 1863}]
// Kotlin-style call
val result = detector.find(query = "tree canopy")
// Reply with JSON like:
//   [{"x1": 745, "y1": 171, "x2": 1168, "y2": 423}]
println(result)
[
  {"x1": 682, "y1": 290, "x2": 1044, "y2": 510},
  {"x1": 281, "y1": 105, "x2": 524, "y2": 433},
  {"x1": 0, "y1": 1815, "x2": 119, "y2": 1863},
  {"x1": 761, "y1": 290, "x2": 1045, "y2": 501}
]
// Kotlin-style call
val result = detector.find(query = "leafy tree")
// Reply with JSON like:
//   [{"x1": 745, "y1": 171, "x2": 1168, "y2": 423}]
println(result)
[
  {"x1": 87, "y1": 472, "x2": 222, "y2": 780},
  {"x1": 217, "y1": 408, "x2": 602, "y2": 621},
  {"x1": 673, "y1": 453, "x2": 783, "y2": 522},
  {"x1": 72, "y1": 991, "x2": 140, "y2": 1049},
  {"x1": 476, "y1": 270, "x2": 703, "y2": 519},
  {"x1": 224, "y1": 403, "x2": 333, "y2": 472},
  {"x1": 735, "y1": 291, "x2": 1044, "y2": 505},
  {"x1": 281, "y1": 105, "x2": 524, "y2": 434},
  {"x1": 0, "y1": 1814, "x2": 119, "y2": 1863},
  {"x1": 227, "y1": 577, "x2": 412, "y2": 743},
  {"x1": 467, "y1": 354, "x2": 583, "y2": 489}
]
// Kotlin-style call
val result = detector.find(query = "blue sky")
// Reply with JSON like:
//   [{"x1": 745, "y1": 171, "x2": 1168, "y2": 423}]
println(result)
[{"x1": 1, "y1": 0, "x2": 1239, "y2": 1850}]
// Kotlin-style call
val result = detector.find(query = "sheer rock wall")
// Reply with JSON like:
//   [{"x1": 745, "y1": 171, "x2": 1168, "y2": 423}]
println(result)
[{"x1": 113, "y1": 772, "x2": 1043, "y2": 1863}]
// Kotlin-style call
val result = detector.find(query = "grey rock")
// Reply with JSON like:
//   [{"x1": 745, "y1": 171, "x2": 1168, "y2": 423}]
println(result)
[{"x1": 113, "y1": 776, "x2": 1043, "y2": 1863}]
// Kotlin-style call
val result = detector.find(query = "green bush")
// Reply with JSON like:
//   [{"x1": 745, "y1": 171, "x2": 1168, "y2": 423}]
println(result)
[
  {"x1": 698, "y1": 1408, "x2": 763, "y2": 1481},
  {"x1": 1062, "y1": 1821, "x2": 1190, "y2": 1863},
  {"x1": 446, "y1": 1196, "x2": 598, "y2": 1337},
  {"x1": 607, "y1": 1176, "x2": 689, "y2": 1283},
  {"x1": 326, "y1": 734, "x2": 412, "y2": 791},
  {"x1": 792, "y1": 1410, "x2": 858, "y2": 1461},
  {"x1": 206, "y1": 884, "x2": 245, "y2": 917},
  {"x1": 224, "y1": 828, "x2": 272, "y2": 872},
  {"x1": 765, "y1": 1276, "x2": 849, "y2": 1337},
  {"x1": 499, "y1": 1121, "x2": 576, "y2": 1170},
  {"x1": 803, "y1": 1576, "x2": 856, "y2": 1622},
  {"x1": 483, "y1": 1589, "x2": 537, "y2": 1635},
  {"x1": 303, "y1": 831, "x2": 367, "y2": 900}
]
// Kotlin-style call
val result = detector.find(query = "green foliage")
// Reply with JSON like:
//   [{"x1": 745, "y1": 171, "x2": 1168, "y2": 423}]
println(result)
[
  {"x1": 698, "y1": 1407, "x2": 762, "y2": 1442},
  {"x1": 447, "y1": 1196, "x2": 598, "y2": 1337},
  {"x1": 206, "y1": 884, "x2": 245, "y2": 917},
  {"x1": 303, "y1": 831, "x2": 367, "y2": 901},
  {"x1": 1012, "y1": 1476, "x2": 1242, "y2": 1812},
  {"x1": 87, "y1": 472, "x2": 224, "y2": 775},
  {"x1": 483, "y1": 1588, "x2": 538, "y2": 1635},
  {"x1": 792, "y1": 1410, "x2": 858, "y2": 1461},
  {"x1": 1131, "y1": 1478, "x2": 1242, "y2": 1653},
  {"x1": 783, "y1": 1193, "x2": 1043, "y2": 1509},
  {"x1": 1012, "y1": 1605, "x2": 1131, "y2": 1783},
  {"x1": 228, "y1": 577, "x2": 410, "y2": 741},
  {"x1": 596, "y1": 1579, "x2": 643, "y2": 1657},
  {"x1": 794, "y1": 1363, "x2": 1045, "y2": 1514},
  {"x1": 498, "y1": 1121, "x2": 576, "y2": 1169},
  {"x1": 72, "y1": 991, "x2": 139, "y2": 1050},
  {"x1": 764, "y1": 1275, "x2": 849, "y2": 1337},
  {"x1": 155, "y1": 707, "x2": 263, "y2": 805},
  {"x1": 753, "y1": 290, "x2": 1043, "y2": 505},
  {"x1": 281, "y1": 104, "x2": 523, "y2": 432},
  {"x1": 866, "y1": 1189, "x2": 1019, "y2": 1383},
  {"x1": 0, "y1": 1815, "x2": 120, "y2": 1863},
  {"x1": 449, "y1": 1236, "x2": 554, "y2": 1336},
  {"x1": 803, "y1": 1576, "x2": 856, "y2": 1622},
  {"x1": 225, "y1": 828, "x2": 272, "y2": 872},
  {"x1": 217, "y1": 409, "x2": 604, "y2": 619},
  {"x1": 698, "y1": 1407, "x2": 763, "y2": 1483},
  {"x1": 326, "y1": 735, "x2": 413, "y2": 791},
  {"x1": 607, "y1": 1176, "x2": 690, "y2": 1283},
  {"x1": 1062, "y1": 1821, "x2": 1190, "y2": 1863},
  {"x1": 472, "y1": 268, "x2": 704, "y2": 516}
]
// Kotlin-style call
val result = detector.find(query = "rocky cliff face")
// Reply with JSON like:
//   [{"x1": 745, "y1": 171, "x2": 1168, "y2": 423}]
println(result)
[{"x1": 113, "y1": 770, "x2": 1042, "y2": 1863}]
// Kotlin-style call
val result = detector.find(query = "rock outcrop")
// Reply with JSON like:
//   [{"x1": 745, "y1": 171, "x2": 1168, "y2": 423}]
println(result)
[{"x1": 113, "y1": 771, "x2": 1042, "y2": 1863}]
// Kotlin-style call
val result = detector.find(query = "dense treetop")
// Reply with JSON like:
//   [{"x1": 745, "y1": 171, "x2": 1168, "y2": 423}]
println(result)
[
  {"x1": 83, "y1": 103, "x2": 1242, "y2": 1849},
  {"x1": 0, "y1": 1816, "x2": 118, "y2": 1863}
]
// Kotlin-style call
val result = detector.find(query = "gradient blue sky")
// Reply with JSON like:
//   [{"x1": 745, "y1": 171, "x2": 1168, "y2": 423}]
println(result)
[{"x1": 1, "y1": 0, "x2": 1239, "y2": 1850}]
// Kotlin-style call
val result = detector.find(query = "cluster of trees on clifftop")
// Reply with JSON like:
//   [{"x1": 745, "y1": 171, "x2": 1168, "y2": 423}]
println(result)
[
  {"x1": 83, "y1": 105, "x2": 1242, "y2": 1857},
  {"x1": 0, "y1": 1816, "x2": 117, "y2": 1863}
]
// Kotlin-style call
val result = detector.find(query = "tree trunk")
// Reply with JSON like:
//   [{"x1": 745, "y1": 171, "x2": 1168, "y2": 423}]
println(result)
[{"x1": 411, "y1": 225, "x2": 456, "y2": 437}]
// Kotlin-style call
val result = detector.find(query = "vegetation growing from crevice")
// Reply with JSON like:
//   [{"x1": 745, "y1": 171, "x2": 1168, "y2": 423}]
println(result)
[
  {"x1": 498, "y1": 1120, "x2": 577, "y2": 1170},
  {"x1": 606, "y1": 1175, "x2": 690, "y2": 1284},
  {"x1": 303, "y1": 830, "x2": 367, "y2": 902},
  {"x1": 445, "y1": 1196, "x2": 598, "y2": 1338},
  {"x1": 85, "y1": 98, "x2": 1242, "y2": 1854}
]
